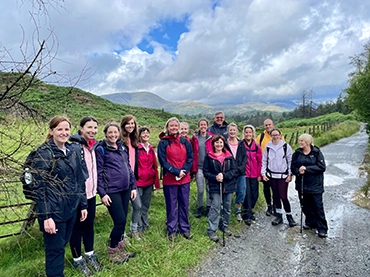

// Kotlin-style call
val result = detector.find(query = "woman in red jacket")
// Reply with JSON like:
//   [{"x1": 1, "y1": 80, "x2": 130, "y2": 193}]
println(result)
[{"x1": 136, "y1": 127, "x2": 160, "y2": 231}]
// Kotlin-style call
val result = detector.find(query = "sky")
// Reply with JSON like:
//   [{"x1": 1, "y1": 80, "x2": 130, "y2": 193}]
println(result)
[{"x1": 1, "y1": 0, "x2": 370, "y2": 106}]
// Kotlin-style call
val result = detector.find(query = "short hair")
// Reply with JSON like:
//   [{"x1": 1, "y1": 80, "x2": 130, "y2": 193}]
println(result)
[
  {"x1": 103, "y1": 122, "x2": 120, "y2": 134},
  {"x1": 299, "y1": 133, "x2": 314, "y2": 146},
  {"x1": 164, "y1": 117, "x2": 180, "y2": 134},
  {"x1": 243, "y1": 124, "x2": 256, "y2": 139},
  {"x1": 269, "y1": 128, "x2": 281, "y2": 135},
  {"x1": 180, "y1": 122, "x2": 189, "y2": 128},
  {"x1": 211, "y1": 135, "x2": 226, "y2": 152},
  {"x1": 228, "y1": 122, "x2": 238, "y2": 132},
  {"x1": 214, "y1": 111, "x2": 224, "y2": 117}
]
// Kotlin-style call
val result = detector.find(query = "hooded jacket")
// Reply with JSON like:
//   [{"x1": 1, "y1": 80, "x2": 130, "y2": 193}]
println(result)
[
  {"x1": 96, "y1": 139, "x2": 136, "y2": 197},
  {"x1": 203, "y1": 149, "x2": 238, "y2": 194},
  {"x1": 137, "y1": 142, "x2": 160, "y2": 189},
  {"x1": 157, "y1": 132, "x2": 193, "y2": 185},
  {"x1": 239, "y1": 140, "x2": 262, "y2": 178},
  {"x1": 33, "y1": 140, "x2": 87, "y2": 222},
  {"x1": 291, "y1": 145, "x2": 326, "y2": 194},
  {"x1": 261, "y1": 140, "x2": 292, "y2": 179},
  {"x1": 70, "y1": 133, "x2": 98, "y2": 199},
  {"x1": 207, "y1": 121, "x2": 229, "y2": 139}
]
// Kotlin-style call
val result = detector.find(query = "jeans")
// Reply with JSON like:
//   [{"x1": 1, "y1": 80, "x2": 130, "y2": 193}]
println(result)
[
  {"x1": 235, "y1": 175, "x2": 246, "y2": 204},
  {"x1": 130, "y1": 193, "x2": 142, "y2": 232},
  {"x1": 136, "y1": 185, "x2": 153, "y2": 231},
  {"x1": 207, "y1": 192, "x2": 232, "y2": 233}
]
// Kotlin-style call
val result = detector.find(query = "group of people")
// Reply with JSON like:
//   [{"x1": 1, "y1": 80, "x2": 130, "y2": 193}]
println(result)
[{"x1": 30, "y1": 112, "x2": 328, "y2": 277}]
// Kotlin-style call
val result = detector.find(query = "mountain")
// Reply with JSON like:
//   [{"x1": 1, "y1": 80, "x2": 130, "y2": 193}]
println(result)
[{"x1": 102, "y1": 91, "x2": 296, "y2": 115}]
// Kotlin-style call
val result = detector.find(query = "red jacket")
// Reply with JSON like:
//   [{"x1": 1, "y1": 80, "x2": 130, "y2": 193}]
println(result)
[
  {"x1": 241, "y1": 140, "x2": 262, "y2": 178},
  {"x1": 136, "y1": 143, "x2": 160, "y2": 189}
]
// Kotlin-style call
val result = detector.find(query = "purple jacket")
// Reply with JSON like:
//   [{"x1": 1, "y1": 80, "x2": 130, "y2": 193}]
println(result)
[{"x1": 96, "y1": 139, "x2": 136, "y2": 197}]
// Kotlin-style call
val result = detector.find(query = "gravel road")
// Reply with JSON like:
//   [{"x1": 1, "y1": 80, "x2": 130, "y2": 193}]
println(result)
[{"x1": 191, "y1": 126, "x2": 370, "y2": 277}]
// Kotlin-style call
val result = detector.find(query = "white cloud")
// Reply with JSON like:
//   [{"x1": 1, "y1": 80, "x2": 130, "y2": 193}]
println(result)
[{"x1": 1, "y1": 0, "x2": 370, "y2": 106}]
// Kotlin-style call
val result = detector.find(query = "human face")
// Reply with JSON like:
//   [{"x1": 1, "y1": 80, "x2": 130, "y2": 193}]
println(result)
[
  {"x1": 228, "y1": 126, "x2": 237, "y2": 139},
  {"x1": 244, "y1": 128, "x2": 253, "y2": 142},
  {"x1": 214, "y1": 138, "x2": 224, "y2": 152},
  {"x1": 198, "y1": 120, "x2": 208, "y2": 134},
  {"x1": 214, "y1": 113, "x2": 224, "y2": 126},
  {"x1": 264, "y1": 120, "x2": 274, "y2": 133},
  {"x1": 124, "y1": 119, "x2": 136, "y2": 134},
  {"x1": 80, "y1": 121, "x2": 98, "y2": 142},
  {"x1": 140, "y1": 130, "x2": 150, "y2": 144},
  {"x1": 299, "y1": 138, "x2": 310, "y2": 149},
  {"x1": 167, "y1": 120, "x2": 179, "y2": 135},
  {"x1": 180, "y1": 123, "x2": 189, "y2": 137},
  {"x1": 271, "y1": 131, "x2": 281, "y2": 143},
  {"x1": 105, "y1": 126, "x2": 120, "y2": 145},
  {"x1": 49, "y1": 121, "x2": 70, "y2": 148}
]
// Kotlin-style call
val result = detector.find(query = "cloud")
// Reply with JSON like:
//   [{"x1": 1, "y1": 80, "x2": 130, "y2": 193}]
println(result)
[{"x1": 1, "y1": 0, "x2": 370, "y2": 106}]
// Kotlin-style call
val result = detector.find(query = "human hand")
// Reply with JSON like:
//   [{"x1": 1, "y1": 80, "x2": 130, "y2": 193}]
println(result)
[
  {"x1": 80, "y1": 209, "x2": 88, "y2": 222},
  {"x1": 44, "y1": 218, "x2": 57, "y2": 234},
  {"x1": 102, "y1": 195, "x2": 112, "y2": 207},
  {"x1": 131, "y1": 190, "x2": 137, "y2": 200}
]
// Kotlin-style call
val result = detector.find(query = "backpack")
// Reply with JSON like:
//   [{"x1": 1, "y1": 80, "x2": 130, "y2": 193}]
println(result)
[
  {"x1": 265, "y1": 143, "x2": 288, "y2": 178},
  {"x1": 20, "y1": 147, "x2": 56, "y2": 201},
  {"x1": 259, "y1": 132, "x2": 265, "y2": 146}
]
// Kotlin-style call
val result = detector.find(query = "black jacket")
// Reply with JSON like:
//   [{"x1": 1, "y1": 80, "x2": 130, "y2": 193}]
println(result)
[
  {"x1": 33, "y1": 141, "x2": 88, "y2": 222},
  {"x1": 291, "y1": 146, "x2": 326, "y2": 194},
  {"x1": 203, "y1": 151, "x2": 238, "y2": 194}
]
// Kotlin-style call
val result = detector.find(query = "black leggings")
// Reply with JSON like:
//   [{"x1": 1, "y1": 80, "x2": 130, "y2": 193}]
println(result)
[
  {"x1": 106, "y1": 190, "x2": 130, "y2": 248},
  {"x1": 69, "y1": 197, "x2": 96, "y2": 258},
  {"x1": 270, "y1": 178, "x2": 291, "y2": 213}
]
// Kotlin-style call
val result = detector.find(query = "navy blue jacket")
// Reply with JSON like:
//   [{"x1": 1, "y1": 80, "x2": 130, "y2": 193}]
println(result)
[
  {"x1": 291, "y1": 146, "x2": 326, "y2": 194},
  {"x1": 96, "y1": 139, "x2": 136, "y2": 197},
  {"x1": 207, "y1": 121, "x2": 229, "y2": 139},
  {"x1": 33, "y1": 141, "x2": 87, "y2": 222}
]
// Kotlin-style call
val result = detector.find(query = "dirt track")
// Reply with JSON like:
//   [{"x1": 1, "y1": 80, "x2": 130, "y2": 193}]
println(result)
[{"x1": 191, "y1": 126, "x2": 370, "y2": 277}]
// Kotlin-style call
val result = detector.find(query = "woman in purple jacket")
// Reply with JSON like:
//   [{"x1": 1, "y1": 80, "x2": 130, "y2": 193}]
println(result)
[{"x1": 96, "y1": 122, "x2": 137, "y2": 263}]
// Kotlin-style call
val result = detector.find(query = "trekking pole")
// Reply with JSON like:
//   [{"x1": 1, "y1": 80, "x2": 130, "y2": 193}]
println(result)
[
  {"x1": 220, "y1": 182, "x2": 225, "y2": 247},
  {"x1": 300, "y1": 175, "x2": 304, "y2": 234}
]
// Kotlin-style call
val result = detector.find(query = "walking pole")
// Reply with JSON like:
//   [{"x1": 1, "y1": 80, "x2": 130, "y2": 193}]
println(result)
[
  {"x1": 220, "y1": 182, "x2": 225, "y2": 247},
  {"x1": 300, "y1": 175, "x2": 304, "y2": 234}
]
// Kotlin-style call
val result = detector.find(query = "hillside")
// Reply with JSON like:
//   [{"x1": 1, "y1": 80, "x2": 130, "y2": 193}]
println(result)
[{"x1": 102, "y1": 91, "x2": 296, "y2": 115}]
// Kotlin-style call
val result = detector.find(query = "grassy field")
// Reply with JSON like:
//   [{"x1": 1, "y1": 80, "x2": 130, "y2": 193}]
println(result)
[{"x1": 0, "y1": 113, "x2": 361, "y2": 277}]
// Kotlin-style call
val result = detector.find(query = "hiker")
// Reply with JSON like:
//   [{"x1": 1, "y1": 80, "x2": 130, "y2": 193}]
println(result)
[
  {"x1": 120, "y1": 115, "x2": 142, "y2": 240},
  {"x1": 32, "y1": 116, "x2": 87, "y2": 277},
  {"x1": 157, "y1": 117, "x2": 193, "y2": 241},
  {"x1": 191, "y1": 118, "x2": 212, "y2": 218},
  {"x1": 136, "y1": 127, "x2": 160, "y2": 231},
  {"x1": 256, "y1": 118, "x2": 280, "y2": 216},
  {"x1": 291, "y1": 134, "x2": 328, "y2": 238},
  {"x1": 261, "y1": 128, "x2": 297, "y2": 227},
  {"x1": 69, "y1": 116, "x2": 101, "y2": 275},
  {"x1": 96, "y1": 122, "x2": 137, "y2": 263},
  {"x1": 207, "y1": 111, "x2": 229, "y2": 139},
  {"x1": 240, "y1": 125, "x2": 262, "y2": 226},
  {"x1": 203, "y1": 135, "x2": 239, "y2": 242}
]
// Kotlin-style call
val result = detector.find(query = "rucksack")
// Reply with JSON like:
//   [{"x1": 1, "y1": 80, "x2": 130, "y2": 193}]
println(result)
[
  {"x1": 265, "y1": 143, "x2": 288, "y2": 177},
  {"x1": 259, "y1": 132, "x2": 265, "y2": 146},
  {"x1": 20, "y1": 146, "x2": 56, "y2": 201}
]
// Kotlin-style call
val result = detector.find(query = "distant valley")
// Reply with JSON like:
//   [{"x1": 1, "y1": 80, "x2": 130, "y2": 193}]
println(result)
[{"x1": 102, "y1": 91, "x2": 297, "y2": 115}]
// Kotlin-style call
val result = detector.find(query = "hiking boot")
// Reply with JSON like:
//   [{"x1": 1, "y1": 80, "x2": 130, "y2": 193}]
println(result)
[
  {"x1": 108, "y1": 249, "x2": 129, "y2": 264},
  {"x1": 85, "y1": 253, "x2": 102, "y2": 272},
  {"x1": 236, "y1": 212, "x2": 243, "y2": 222},
  {"x1": 73, "y1": 258, "x2": 92, "y2": 276},
  {"x1": 266, "y1": 205, "x2": 273, "y2": 216},
  {"x1": 117, "y1": 241, "x2": 135, "y2": 259},
  {"x1": 182, "y1": 232, "x2": 193, "y2": 240},
  {"x1": 168, "y1": 233, "x2": 176, "y2": 241},
  {"x1": 129, "y1": 231, "x2": 142, "y2": 241},
  {"x1": 318, "y1": 232, "x2": 328, "y2": 238},
  {"x1": 123, "y1": 234, "x2": 131, "y2": 246},
  {"x1": 208, "y1": 232, "x2": 219, "y2": 242},
  {"x1": 222, "y1": 227, "x2": 233, "y2": 236},
  {"x1": 286, "y1": 214, "x2": 297, "y2": 227},
  {"x1": 272, "y1": 213, "x2": 283, "y2": 226},
  {"x1": 244, "y1": 219, "x2": 252, "y2": 226},
  {"x1": 196, "y1": 207, "x2": 203, "y2": 218}
]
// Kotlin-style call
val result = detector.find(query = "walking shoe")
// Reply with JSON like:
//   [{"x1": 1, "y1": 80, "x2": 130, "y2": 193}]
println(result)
[
  {"x1": 286, "y1": 214, "x2": 297, "y2": 227},
  {"x1": 73, "y1": 258, "x2": 93, "y2": 276},
  {"x1": 222, "y1": 227, "x2": 233, "y2": 236},
  {"x1": 108, "y1": 249, "x2": 129, "y2": 264},
  {"x1": 272, "y1": 213, "x2": 283, "y2": 225},
  {"x1": 244, "y1": 219, "x2": 252, "y2": 226},
  {"x1": 85, "y1": 253, "x2": 102, "y2": 272},
  {"x1": 266, "y1": 205, "x2": 273, "y2": 216},
  {"x1": 318, "y1": 232, "x2": 328, "y2": 238},
  {"x1": 196, "y1": 207, "x2": 203, "y2": 218},
  {"x1": 168, "y1": 233, "x2": 176, "y2": 241},
  {"x1": 236, "y1": 212, "x2": 243, "y2": 222},
  {"x1": 129, "y1": 231, "x2": 142, "y2": 241},
  {"x1": 208, "y1": 232, "x2": 219, "y2": 242},
  {"x1": 123, "y1": 233, "x2": 131, "y2": 246},
  {"x1": 182, "y1": 232, "x2": 193, "y2": 240},
  {"x1": 117, "y1": 241, "x2": 135, "y2": 259}
]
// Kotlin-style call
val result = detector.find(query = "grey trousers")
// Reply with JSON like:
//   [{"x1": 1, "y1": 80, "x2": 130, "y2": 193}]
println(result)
[
  {"x1": 207, "y1": 192, "x2": 232, "y2": 233},
  {"x1": 196, "y1": 169, "x2": 211, "y2": 208}
]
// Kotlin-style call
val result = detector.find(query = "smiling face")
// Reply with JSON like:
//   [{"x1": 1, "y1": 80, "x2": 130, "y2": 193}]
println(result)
[
  {"x1": 167, "y1": 120, "x2": 179, "y2": 135},
  {"x1": 270, "y1": 130, "x2": 281, "y2": 143},
  {"x1": 213, "y1": 138, "x2": 224, "y2": 153},
  {"x1": 198, "y1": 120, "x2": 208, "y2": 135},
  {"x1": 124, "y1": 119, "x2": 136, "y2": 134},
  {"x1": 80, "y1": 120, "x2": 98, "y2": 142},
  {"x1": 140, "y1": 129, "x2": 150, "y2": 143},
  {"x1": 214, "y1": 112, "x2": 224, "y2": 126},
  {"x1": 299, "y1": 138, "x2": 310, "y2": 149},
  {"x1": 49, "y1": 121, "x2": 70, "y2": 148},
  {"x1": 180, "y1": 123, "x2": 189, "y2": 137},
  {"x1": 244, "y1": 127, "x2": 253, "y2": 142},
  {"x1": 105, "y1": 126, "x2": 120, "y2": 145},
  {"x1": 264, "y1": 119, "x2": 274, "y2": 133},
  {"x1": 228, "y1": 125, "x2": 237, "y2": 139}
]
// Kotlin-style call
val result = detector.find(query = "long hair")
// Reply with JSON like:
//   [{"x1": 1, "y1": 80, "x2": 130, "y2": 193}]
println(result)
[
  {"x1": 120, "y1": 115, "x2": 138, "y2": 148},
  {"x1": 45, "y1": 116, "x2": 71, "y2": 142},
  {"x1": 211, "y1": 135, "x2": 226, "y2": 153}
]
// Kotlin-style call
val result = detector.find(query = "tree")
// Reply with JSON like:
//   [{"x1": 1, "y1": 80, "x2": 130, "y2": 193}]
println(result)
[{"x1": 345, "y1": 41, "x2": 370, "y2": 122}]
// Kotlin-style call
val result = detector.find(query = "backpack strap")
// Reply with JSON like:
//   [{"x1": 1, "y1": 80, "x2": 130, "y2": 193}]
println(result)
[
  {"x1": 266, "y1": 143, "x2": 289, "y2": 178},
  {"x1": 259, "y1": 132, "x2": 265, "y2": 146}
]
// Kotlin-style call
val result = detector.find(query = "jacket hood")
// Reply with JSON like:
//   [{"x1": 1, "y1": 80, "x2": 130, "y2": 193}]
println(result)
[{"x1": 208, "y1": 149, "x2": 233, "y2": 160}]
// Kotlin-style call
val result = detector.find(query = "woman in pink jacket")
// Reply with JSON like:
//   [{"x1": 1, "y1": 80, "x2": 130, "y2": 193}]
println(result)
[
  {"x1": 136, "y1": 127, "x2": 160, "y2": 231},
  {"x1": 241, "y1": 125, "x2": 262, "y2": 226}
]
